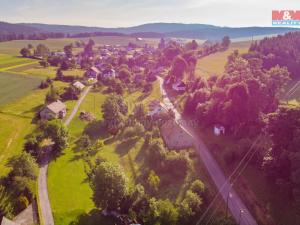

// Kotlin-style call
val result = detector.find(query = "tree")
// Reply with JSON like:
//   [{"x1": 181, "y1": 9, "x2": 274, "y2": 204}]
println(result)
[
  {"x1": 45, "y1": 85, "x2": 60, "y2": 103},
  {"x1": 35, "y1": 44, "x2": 49, "y2": 57},
  {"x1": 6, "y1": 152, "x2": 38, "y2": 198},
  {"x1": 134, "y1": 104, "x2": 147, "y2": 122},
  {"x1": 190, "y1": 179, "x2": 205, "y2": 196},
  {"x1": 44, "y1": 120, "x2": 69, "y2": 154},
  {"x1": 64, "y1": 44, "x2": 73, "y2": 58},
  {"x1": 170, "y1": 56, "x2": 188, "y2": 79},
  {"x1": 147, "y1": 170, "x2": 160, "y2": 194},
  {"x1": 90, "y1": 161, "x2": 128, "y2": 211},
  {"x1": 147, "y1": 198, "x2": 179, "y2": 225},
  {"x1": 56, "y1": 68, "x2": 64, "y2": 80},
  {"x1": 102, "y1": 94, "x2": 128, "y2": 135},
  {"x1": 61, "y1": 85, "x2": 80, "y2": 100},
  {"x1": 221, "y1": 36, "x2": 231, "y2": 49},
  {"x1": 39, "y1": 60, "x2": 49, "y2": 68},
  {"x1": 179, "y1": 190, "x2": 203, "y2": 223},
  {"x1": 20, "y1": 48, "x2": 31, "y2": 58}
]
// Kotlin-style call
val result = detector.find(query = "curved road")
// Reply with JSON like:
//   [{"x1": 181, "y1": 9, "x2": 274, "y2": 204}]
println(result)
[
  {"x1": 157, "y1": 77, "x2": 257, "y2": 225},
  {"x1": 38, "y1": 86, "x2": 92, "y2": 225}
]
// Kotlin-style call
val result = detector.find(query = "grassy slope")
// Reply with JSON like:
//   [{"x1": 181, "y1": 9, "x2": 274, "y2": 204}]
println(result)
[
  {"x1": 0, "y1": 54, "x2": 36, "y2": 69},
  {"x1": 48, "y1": 81, "x2": 162, "y2": 225},
  {"x1": 195, "y1": 41, "x2": 251, "y2": 78}
]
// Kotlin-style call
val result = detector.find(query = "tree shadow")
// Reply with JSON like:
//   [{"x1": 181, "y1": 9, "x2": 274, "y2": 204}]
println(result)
[
  {"x1": 137, "y1": 92, "x2": 150, "y2": 102},
  {"x1": 70, "y1": 209, "x2": 118, "y2": 225},
  {"x1": 84, "y1": 120, "x2": 109, "y2": 140},
  {"x1": 115, "y1": 137, "x2": 139, "y2": 156}
]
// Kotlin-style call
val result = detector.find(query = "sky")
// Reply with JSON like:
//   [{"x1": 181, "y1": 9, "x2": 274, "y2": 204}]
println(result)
[{"x1": 0, "y1": 0, "x2": 299, "y2": 27}]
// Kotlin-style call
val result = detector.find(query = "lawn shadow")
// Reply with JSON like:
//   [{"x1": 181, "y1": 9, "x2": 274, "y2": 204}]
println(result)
[{"x1": 115, "y1": 137, "x2": 139, "y2": 156}]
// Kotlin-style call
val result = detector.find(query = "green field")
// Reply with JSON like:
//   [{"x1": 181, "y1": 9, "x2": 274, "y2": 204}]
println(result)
[
  {"x1": 195, "y1": 41, "x2": 251, "y2": 78},
  {"x1": 0, "y1": 54, "x2": 36, "y2": 70},
  {"x1": 0, "y1": 72, "x2": 42, "y2": 106},
  {"x1": 0, "y1": 36, "x2": 159, "y2": 55},
  {"x1": 0, "y1": 81, "x2": 69, "y2": 177}
]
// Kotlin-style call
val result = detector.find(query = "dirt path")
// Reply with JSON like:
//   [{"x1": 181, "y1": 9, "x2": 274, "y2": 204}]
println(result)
[
  {"x1": 157, "y1": 77, "x2": 258, "y2": 225},
  {"x1": 38, "y1": 86, "x2": 92, "y2": 225}
]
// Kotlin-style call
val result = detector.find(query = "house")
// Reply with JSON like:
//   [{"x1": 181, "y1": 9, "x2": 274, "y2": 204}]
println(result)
[
  {"x1": 160, "y1": 119, "x2": 193, "y2": 150},
  {"x1": 73, "y1": 81, "x2": 85, "y2": 91},
  {"x1": 86, "y1": 66, "x2": 100, "y2": 79},
  {"x1": 214, "y1": 125, "x2": 225, "y2": 136},
  {"x1": 40, "y1": 100, "x2": 67, "y2": 120},
  {"x1": 102, "y1": 68, "x2": 116, "y2": 79},
  {"x1": 147, "y1": 100, "x2": 168, "y2": 117},
  {"x1": 172, "y1": 81, "x2": 186, "y2": 92}
]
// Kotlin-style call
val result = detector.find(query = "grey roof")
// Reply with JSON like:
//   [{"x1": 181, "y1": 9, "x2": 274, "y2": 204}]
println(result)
[{"x1": 46, "y1": 100, "x2": 66, "y2": 114}]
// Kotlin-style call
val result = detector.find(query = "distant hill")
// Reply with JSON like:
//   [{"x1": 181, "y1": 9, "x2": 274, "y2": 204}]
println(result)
[
  {"x1": 0, "y1": 21, "x2": 39, "y2": 35},
  {"x1": 1, "y1": 21, "x2": 299, "y2": 40}
]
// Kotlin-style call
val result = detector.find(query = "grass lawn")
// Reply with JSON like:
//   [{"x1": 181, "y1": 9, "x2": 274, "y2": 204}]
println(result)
[
  {"x1": 47, "y1": 81, "x2": 167, "y2": 225},
  {"x1": 0, "y1": 72, "x2": 42, "y2": 106},
  {"x1": 0, "y1": 114, "x2": 34, "y2": 177},
  {"x1": 195, "y1": 41, "x2": 251, "y2": 78},
  {"x1": 0, "y1": 37, "x2": 159, "y2": 55}
]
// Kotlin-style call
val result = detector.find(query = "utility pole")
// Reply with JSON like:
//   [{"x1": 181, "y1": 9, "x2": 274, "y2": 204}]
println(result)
[
  {"x1": 226, "y1": 192, "x2": 233, "y2": 218},
  {"x1": 238, "y1": 209, "x2": 244, "y2": 225}
]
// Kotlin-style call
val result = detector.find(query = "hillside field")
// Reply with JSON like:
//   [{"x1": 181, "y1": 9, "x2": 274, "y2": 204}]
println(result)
[
  {"x1": 0, "y1": 36, "x2": 159, "y2": 55},
  {"x1": 195, "y1": 41, "x2": 252, "y2": 78}
]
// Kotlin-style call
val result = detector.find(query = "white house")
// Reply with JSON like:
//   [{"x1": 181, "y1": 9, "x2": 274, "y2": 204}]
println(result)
[
  {"x1": 172, "y1": 81, "x2": 186, "y2": 92},
  {"x1": 102, "y1": 68, "x2": 116, "y2": 79},
  {"x1": 214, "y1": 125, "x2": 225, "y2": 136},
  {"x1": 73, "y1": 81, "x2": 85, "y2": 91},
  {"x1": 86, "y1": 66, "x2": 100, "y2": 79},
  {"x1": 40, "y1": 100, "x2": 67, "y2": 120}
]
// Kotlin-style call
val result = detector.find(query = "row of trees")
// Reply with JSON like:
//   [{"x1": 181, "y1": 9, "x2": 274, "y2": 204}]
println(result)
[
  {"x1": 250, "y1": 32, "x2": 300, "y2": 79},
  {"x1": 184, "y1": 50, "x2": 290, "y2": 137}
]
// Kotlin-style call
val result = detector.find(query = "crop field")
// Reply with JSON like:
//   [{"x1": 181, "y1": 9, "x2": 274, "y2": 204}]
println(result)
[
  {"x1": 195, "y1": 41, "x2": 252, "y2": 78},
  {"x1": 0, "y1": 36, "x2": 159, "y2": 55},
  {"x1": 0, "y1": 72, "x2": 42, "y2": 106}
]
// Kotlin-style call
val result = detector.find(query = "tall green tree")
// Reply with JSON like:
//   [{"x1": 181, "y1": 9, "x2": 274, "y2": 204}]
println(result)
[{"x1": 89, "y1": 161, "x2": 128, "y2": 211}]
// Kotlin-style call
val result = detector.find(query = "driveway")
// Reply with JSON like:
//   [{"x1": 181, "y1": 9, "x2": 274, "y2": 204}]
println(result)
[
  {"x1": 38, "y1": 86, "x2": 92, "y2": 225},
  {"x1": 157, "y1": 77, "x2": 258, "y2": 225}
]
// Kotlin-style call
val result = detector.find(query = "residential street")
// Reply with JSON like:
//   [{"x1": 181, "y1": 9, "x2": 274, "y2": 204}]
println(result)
[
  {"x1": 157, "y1": 77, "x2": 258, "y2": 225},
  {"x1": 38, "y1": 86, "x2": 92, "y2": 225}
]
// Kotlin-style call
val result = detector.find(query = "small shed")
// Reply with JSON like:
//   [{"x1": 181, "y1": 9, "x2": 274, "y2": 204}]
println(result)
[
  {"x1": 73, "y1": 81, "x2": 85, "y2": 91},
  {"x1": 214, "y1": 125, "x2": 225, "y2": 136}
]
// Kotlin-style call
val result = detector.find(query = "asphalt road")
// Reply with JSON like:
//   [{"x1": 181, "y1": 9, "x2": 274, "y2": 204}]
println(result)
[
  {"x1": 157, "y1": 77, "x2": 258, "y2": 225},
  {"x1": 38, "y1": 86, "x2": 92, "y2": 225}
]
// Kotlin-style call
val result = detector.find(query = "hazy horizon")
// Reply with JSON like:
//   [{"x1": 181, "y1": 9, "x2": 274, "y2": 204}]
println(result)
[{"x1": 0, "y1": 0, "x2": 299, "y2": 28}]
